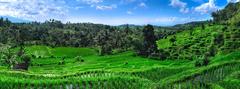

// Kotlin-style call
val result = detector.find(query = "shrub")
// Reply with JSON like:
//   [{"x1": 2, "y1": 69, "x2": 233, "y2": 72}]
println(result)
[
  {"x1": 50, "y1": 55, "x2": 55, "y2": 58},
  {"x1": 203, "y1": 57, "x2": 210, "y2": 66},
  {"x1": 208, "y1": 45, "x2": 217, "y2": 57},
  {"x1": 38, "y1": 56, "x2": 42, "y2": 59},
  {"x1": 22, "y1": 55, "x2": 31, "y2": 64},
  {"x1": 75, "y1": 56, "x2": 82, "y2": 61},
  {"x1": 31, "y1": 54, "x2": 36, "y2": 59},
  {"x1": 125, "y1": 62, "x2": 128, "y2": 65},
  {"x1": 213, "y1": 33, "x2": 224, "y2": 46},
  {"x1": 59, "y1": 56, "x2": 66, "y2": 65},
  {"x1": 13, "y1": 55, "x2": 31, "y2": 70},
  {"x1": 195, "y1": 60, "x2": 202, "y2": 67},
  {"x1": 80, "y1": 59, "x2": 84, "y2": 62},
  {"x1": 169, "y1": 36, "x2": 176, "y2": 46},
  {"x1": 195, "y1": 55, "x2": 210, "y2": 67},
  {"x1": 75, "y1": 56, "x2": 84, "y2": 63},
  {"x1": 58, "y1": 61, "x2": 65, "y2": 65}
]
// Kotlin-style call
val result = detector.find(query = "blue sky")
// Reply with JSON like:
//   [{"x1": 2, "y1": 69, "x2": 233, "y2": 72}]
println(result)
[{"x1": 0, "y1": 0, "x2": 239, "y2": 26}]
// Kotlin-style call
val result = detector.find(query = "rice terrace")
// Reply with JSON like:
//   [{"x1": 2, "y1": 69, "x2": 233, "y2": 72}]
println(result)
[{"x1": 0, "y1": 0, "x2": 240, "y2": 89}]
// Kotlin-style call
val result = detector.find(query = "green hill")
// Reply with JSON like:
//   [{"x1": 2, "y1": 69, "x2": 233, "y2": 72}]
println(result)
[
  {"x1": 0, "y1": 1, "x2": 240, "y2": 89},
  {"x1": 212, "y1": 2, "x2": 240, "y2": 26},
  {"x1": 157, "y1": 25, "x2": 240, "y2": 60},
  {"x1": 157, "y1": 2, "x2": 240, "y2": 61}
]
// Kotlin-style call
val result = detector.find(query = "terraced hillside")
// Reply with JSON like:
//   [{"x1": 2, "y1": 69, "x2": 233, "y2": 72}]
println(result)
[
  {"x1": 0, "y1": 1, "x2": 240, "y2": 89},
  {"x1": 0, "y1": 45, "x2": 239, "y2": 89},
  {"x1": 157, "y1": 25, "x2": 240, "y2": 60},
  {"x1": 1, "y1": 22, "x2": 240, "y2": 89},
  {"x1": 156, "y1": 2, "x2": 240, "y2": 61}
]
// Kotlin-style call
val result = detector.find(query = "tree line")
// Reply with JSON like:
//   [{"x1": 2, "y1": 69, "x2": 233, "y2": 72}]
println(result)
[{"x1": 0, "y1": 18, "x2": 178, "y2": 56}]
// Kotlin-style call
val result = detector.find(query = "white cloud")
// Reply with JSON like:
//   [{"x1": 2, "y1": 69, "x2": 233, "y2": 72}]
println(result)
[
  {"x1": 96, "y1": 4, "x2": 117, "y2": 10},
  {"x1": 180, "y1": 8, "x2": 189, "y2": 13},
  {"x1": 227, "y1": 0, "x2": 240, "y2": 3},
  {"x1": 75, "y1": 6, "x2": 85, "y2": 10},
  {"x1": 170, "y1": 0, "x2": 186, "y2": 8},
  {"x1": 170, "y1": 0, "x2": 189, "y2": 13},
  {"x1": 127, "y1": 11, "x2": 133, "y2": 15},
  {"x1": 77, "y1": 0, "x2": 103, "y2": 4},
  {"x1": 0, "y1": 0, "x2": 68, "y2": 22},
  {"x1": 195, "y1": 0, "x2": 219, "y2": 14},
  {"x1": 76, "y1": 0, "x2": 117, "y2": 11},
  {"x1": 139, "y1": 2, "x2": 147, "y2": 8}
]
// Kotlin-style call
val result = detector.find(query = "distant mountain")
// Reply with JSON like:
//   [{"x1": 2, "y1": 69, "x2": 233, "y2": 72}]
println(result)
[
  {"x1": 117, "y1": 24, "x2": 143, "y2": 29},
  {"x1": 0, "y1": 16, "x2": 31, "y2": 23},
  {"x1": 173, "y1": 21, "x2": 209, "y2": 30}
]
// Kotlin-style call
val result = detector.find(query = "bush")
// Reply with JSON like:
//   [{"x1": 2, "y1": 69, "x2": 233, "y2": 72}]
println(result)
[
  {"x1": 31, "y1": 54, "x2": 36, "y2": 59},
  {"x1": 203, "y1": 57, "x2": 210, "y2": 66},
  {"x1": 80, "y1": 59, "x2": 84, "y2": 62},
  {"x1": 169, "y1": 36, "x2": 176, "y2": 45},
  {"x1": 75, "y1": 56, "x2": 84, "y2": 62},
  {"x1": 195, "y1": 56, "x2": 210, "y2": 67},
  {"x1": 147, "y1": 49, "x2": 168, "y2": 60},
  {"x1": 99, "y1": 44, "x2": 113, "y2": 56},
  {"x1": 195, "y1": 60, "x2": 202, "y2": 67},
  {"x1": 38, "y1": 56, "x2": 42, "y2": 59},
  {"x1": 21, "y1": 55, "x2": 31, "y2": 64},
  {"x1": 12, "y1": 55, "x2": 31, "y2": 70},
  {"x1": 213, "y1": 33, "x2": 224, "y2": 46},
  {"x1": 58, "y1": 56, "x2": 66, "y2": 65},
  {"x1": 50, "y1": 55, "x2": 55, "y2": 58},
  {"x1": 125, "y1": 62, "x2": 128, "y2": 65},
  {"x1": 58, "y1": 61, "x2": 65, "y2": 65},
  {"x1": 208, "y1": 45, "x2": 217, "y2": 57}
]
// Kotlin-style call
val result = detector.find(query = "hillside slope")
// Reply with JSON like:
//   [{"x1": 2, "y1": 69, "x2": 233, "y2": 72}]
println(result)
[
  {"x1": 212, "y1": 2, "x2": 240, "y2": 25},
  {"x1": 157, "y1": 2, "x2": 240, "y2": 61},
  {"x1": 157, "y1": 25, "x2": 240, "y2": 60}
]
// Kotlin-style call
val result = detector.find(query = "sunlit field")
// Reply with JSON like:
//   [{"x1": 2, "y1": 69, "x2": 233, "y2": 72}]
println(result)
[{"x1": 0, "y1": 0, "x2": 240, "y2": 89}]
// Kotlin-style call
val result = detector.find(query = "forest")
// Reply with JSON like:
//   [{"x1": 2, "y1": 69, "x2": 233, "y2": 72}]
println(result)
[{"x1": 0, "y1": 1, "x2": 239, "y2": 89}]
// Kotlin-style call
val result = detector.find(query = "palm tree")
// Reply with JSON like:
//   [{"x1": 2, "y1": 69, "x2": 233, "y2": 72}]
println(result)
[{"x1": 0, "y1": 45, "x2": 17, "y2": 69}]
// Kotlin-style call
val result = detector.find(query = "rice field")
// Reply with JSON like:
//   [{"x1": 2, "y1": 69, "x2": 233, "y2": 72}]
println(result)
[{"x1": 0, "y1": 46, "x2": 239, "y2": 89}]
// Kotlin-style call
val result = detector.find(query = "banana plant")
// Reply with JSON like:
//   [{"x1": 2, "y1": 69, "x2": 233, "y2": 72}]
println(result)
[{"x1": 0, "y1": 45, "x2": 17, "y2": 69}]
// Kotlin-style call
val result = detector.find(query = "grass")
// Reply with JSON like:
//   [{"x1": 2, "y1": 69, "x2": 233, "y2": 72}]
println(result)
[
  {"x1": 157, "y1": 25, "x2": 240, "y2": 60},
  {"x1": 0, "y1": 45, "x2": 239, "y2": 88},
  {"x1": 25, "y1": 45, "x2": 97, "y2": 58},
  {"x1": 1, "y1": 23, "x2": 240, "y2": 88},
  {"x1": 23, "y1": 46, "x2": 191, "y2": 74},
  {"x1": 157, "y1": 25, "x2": 223, "y2": 49}
]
